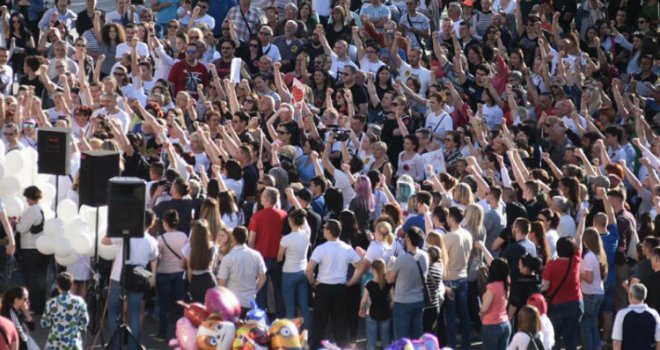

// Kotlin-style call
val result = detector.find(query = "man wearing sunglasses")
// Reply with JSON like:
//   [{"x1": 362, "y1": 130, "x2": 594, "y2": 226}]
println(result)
[{"x1": 168, "y1": 42, "x2": 210, "y2": 98}]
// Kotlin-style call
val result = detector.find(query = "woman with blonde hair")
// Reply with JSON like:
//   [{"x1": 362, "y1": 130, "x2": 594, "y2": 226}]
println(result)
[
  {"x1": 580, "y1": 228, "x2": 607, "y2": 350},
  {"x1": 464, "y1": 204, "x2": 487, "y2": 332},
  {"x1": 452, "y1": 183, "x2": 474, "y2": 210},
  {"x1": 363, "y1": 221, "x2": 396, "y2": 266}
]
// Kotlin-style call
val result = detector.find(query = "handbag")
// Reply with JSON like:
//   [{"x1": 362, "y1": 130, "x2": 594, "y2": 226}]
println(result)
[
  {"x1": 122, "y1": 264, "x2": 152, "y2": 293},
  {"x1": 29, "y1": 209, "x2": 44, "y2": 234},
  {"x1": 544, "y1": 257, "x2": 573, "y2": 305},
  {"x1": 475, "y1": 263, "x2": 489, "y2": 295},
  {"x1": 161, "y1": 234, "x2": 182, "y2": 260},
  {"x1": 414, "y1": 255, "x2": 432, "y2": 308}
]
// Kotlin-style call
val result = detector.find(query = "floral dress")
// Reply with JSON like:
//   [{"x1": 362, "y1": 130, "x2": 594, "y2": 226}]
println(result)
[{"x1": 40, "y1": 292, "x2": 89, "y2": 350}]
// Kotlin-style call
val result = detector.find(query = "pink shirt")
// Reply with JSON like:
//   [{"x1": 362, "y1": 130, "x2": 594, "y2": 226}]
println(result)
[
  {"x1": 482, "y1": 281, "x2": 509, "y2": 325},
  {"x1": 157, "y1": 231, "x2": 188, "y2": 274}
]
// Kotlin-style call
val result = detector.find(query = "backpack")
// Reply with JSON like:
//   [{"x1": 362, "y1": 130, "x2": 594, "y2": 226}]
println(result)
[{"x1": 526, "y1": 332, "x2": 545, "y2": 350}]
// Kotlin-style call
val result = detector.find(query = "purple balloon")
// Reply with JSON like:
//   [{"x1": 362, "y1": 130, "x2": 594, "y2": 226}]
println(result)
[{"x1": 204, "y1": 286, "x2": 242, "y2": 322}]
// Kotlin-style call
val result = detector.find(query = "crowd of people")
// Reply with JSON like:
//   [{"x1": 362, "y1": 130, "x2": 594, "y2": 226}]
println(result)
[{"x1": 0, "y1": 0, "x2": 658, "y2": 348}]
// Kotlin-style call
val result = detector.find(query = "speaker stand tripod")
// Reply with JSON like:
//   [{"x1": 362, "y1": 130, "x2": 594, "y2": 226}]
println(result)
[
  {"x1": 86, "y1": 207, "x2": 106, "y2": 345},
  {"x1": 105, "y1": 238, "x2": 143, "y2": 350}
]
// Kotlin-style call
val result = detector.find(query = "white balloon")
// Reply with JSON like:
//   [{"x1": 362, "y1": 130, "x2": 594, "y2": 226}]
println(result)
[
  {"x1": 41, "y1": 183, "x2": 56, "y2": 202},
  {"x1": 70, "y1": 233, "x2": 93, "y2": 255},
  {"x1": 4, "y1": 196, "x2": 24, "y2": 217},
  {"x1": 5, "y1": 151, "x2": 24, "y2": 174},
  {"x1": 0, "y1": 162, "x2": 5, "y2": 181},
  {"x1": 0, "y1": 140, "x2": 5, "y2": 156},
  {"x1": 43, "y1": 208, "x2": 55, "y2": 220},
  {"x1": 98, "y1": 243, "x2": 118, "y2": 260},
  {"x1": 24, "y1": 148, "x2": 37, "y2": 166},
  {"x1": 57, "y1": 199, "x2": 78, "y2": 224},
  {"x1": 44, "y1": 218, "x2": 65, "y2": 235},
  {"x1": 35, "y1": 235, "x2": 55, "y2": 255},
  {"x1": 53, "y1": 238, "x2": 72, "y2": 257},
  {"x1": 0, "y1": 176, "x2": 21, "y2": 198},
  {"x1": 55, "y1": 253, "x2": 79, "y2": 266}
]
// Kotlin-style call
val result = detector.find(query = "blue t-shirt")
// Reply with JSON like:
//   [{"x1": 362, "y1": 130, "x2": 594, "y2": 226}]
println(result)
[
  {"x1": 601, "y1": 224, "x2": 620, "y2": 288},
  {"x1": 155, "y1": 0, "x2": 179, "y2": 24},
  {"x1": 402, "y1": 213, "x2": 425, "y2": 235}
]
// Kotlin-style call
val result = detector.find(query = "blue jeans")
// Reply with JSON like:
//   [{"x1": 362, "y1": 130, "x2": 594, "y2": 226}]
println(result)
[
  {"x1": 281, "y1": 271, "x2": 312, "y2": 331},
  {"x1": 257, "y1": 258, "x2": 285, "y2": 317},
  {"x1": 156, "y1": 271, "x2": 185, "y2": 337},
  {"x1": 444, "y1": 279, "x2": 471, "y2": 350},
  {"x1": 107, "y1": 280, "x2": 144, "y2": 350},
  {"x1": 581, "y1": 294, "x2": 604, "y2": 350},
  {"x1": 365, "y1": 315, "x2": 391, "y2": 350},
  {"x1": 392, "y1": 301, "x2": 424, "y2": 340},
  {"x1": 481, "y1": 321, "x2": 511, "y2": 350},
  {"x1": 548, "y1": 300, "x2": 584, "y2": 350}
]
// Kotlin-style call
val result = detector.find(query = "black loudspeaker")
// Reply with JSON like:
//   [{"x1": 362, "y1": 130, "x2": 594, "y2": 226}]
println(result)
[
  {"x1": 79, "y1": 150, "x2": 121, "y2": 207},
  {"x1": 107, "y1": 177, "x2": 146, "y2": 238},
  {"x1": 37, "y1": 127, "x2": 72, "y2": 175}
]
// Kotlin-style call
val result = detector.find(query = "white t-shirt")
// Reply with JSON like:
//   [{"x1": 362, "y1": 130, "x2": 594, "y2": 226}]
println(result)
[
  {"x1": 364, "y1": 240, "x2": 393, "y2": 263},
  {"x1": 0, "y1": 64, "x2": 13, "y2": 95},
  {"x1": 425, "y1": 110, "x2": 453, "y2": 138},
  {"x1": 546, "y1": 229, "x2": 559, "y2": 258},
  {"x1": 580, "y1": 250, "x2": 605, "y2": 295},
  {"x1": 398, "y1": 60, "x2": 431, "y2": 96},
  {"x1": 188, "y1": 14, "x2": 215, "y2": 30},
  {"x1": 359, "y1": 56, "x2": 385, "y2": 76},
  {"x1": 482, "y1": 104, "x2": 504, "y2": 129},
  {"x1": 540, "y1": 315, "x2": 555, "y2": 350},
  {"x1": 329, "y1": 52, "x2": 358, "y2": 82},
  {"x1": 91, "y1": 108, "x2": 131, "y2": 134},
  {"x1": 507, "y1": 331, "x2": 544, "y2": 350},
  {"x1": 557, "y1": 214, "x2": 576, "y2": 238},
  {"x1": 115, "y1": 41, "x2": 150, "y2": 59},
  {"x1": 262, "y1": 43, "x2": 281, "y2": 62},
  {"x1": 109, "y1": 235, "x2": 159, "y2": 282},
  {"x1": 334, "y1": 169, "x2": 356, "y2": 208},
  {"x1": 310, "y1": 240, "x2": 360, "y2": 284},
  {"x1": 280, "y1": 230, "x2": 310, "y2": 273}
]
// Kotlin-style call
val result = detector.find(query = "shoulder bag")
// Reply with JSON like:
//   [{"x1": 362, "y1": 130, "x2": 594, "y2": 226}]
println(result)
[
  {"x1": 162, "y1": 234, "x2": 182, "y2": 260},
  {"x1": 29, "y1": 209, "x2": 45, "y2": 234},
  {"x1": 414, "y1": 255, "x2": 432, "y2": 308},
  {"x1": 122, "y1": 264, "x2": 152, "y2": 293}
]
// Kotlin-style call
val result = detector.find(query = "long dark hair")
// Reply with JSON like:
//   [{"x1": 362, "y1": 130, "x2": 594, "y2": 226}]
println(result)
[
  {"x1": 339, "y1": 210, "x2": 359, "y2": 246},
  {"x1": 188, "y1": 220, "x2": 213, "y2": 270},
  {"x1": 488, "y1": 258, "x2": 510, "y2": 293},
  {"x1": 325, "y1": 187, "x2": 344, "y2": 218},
  {"x1": 9, "y1": 12, "x2": 31, "y2": 39},
  {"x1": 0, "y1": 287, "x2": 26, "y2": 317}
]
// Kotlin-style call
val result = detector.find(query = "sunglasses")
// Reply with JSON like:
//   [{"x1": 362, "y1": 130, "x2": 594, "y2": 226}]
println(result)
[
  {"x1": 249, "y1": 43, "x2": 259, "y2": 48},
  {"x1": 185, "y1": 49, "x2": 198, "y2": 54},
  {"x1": 76, "y1": 43, "x2": 86, "y2": 47},
  {"x1": 198, "y1": 5, "x2": 208, "y2": 9},
  {"x1": 168, "y1": 24, "x2": 179, "y2": 29},
  {"x1": 190, "y1": 36, "x2": 200, "y2": 39}
]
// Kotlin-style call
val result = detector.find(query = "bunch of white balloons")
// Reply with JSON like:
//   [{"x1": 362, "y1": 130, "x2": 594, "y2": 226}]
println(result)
[{"x1": 0, "y1": 143, "x2": 118, "y2": 265}]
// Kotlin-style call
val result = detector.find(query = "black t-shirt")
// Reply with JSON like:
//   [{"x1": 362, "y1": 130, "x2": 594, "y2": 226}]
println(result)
[
  {"x1": 509, "y1": 274, "x2": 542, "y2": 307},
  {"x1": 19, "y1": 75, "x2": 45, "y2": 99},
  {"x1": 242, "y1": 164, "x2": 259, "y2": 200},
  {"x1": 281, "y1": 206, "x2": 322, "y2": 245},
  {"x1": 460, "y1": 76, "x2": 484, "y2": 111},
  {"x1": 643, "y1": 271, "x2": 660, "y2": 311},
  {"x1": 153, "y1": 198, "x2": 202, "y2": 234},
  {"x1": 524, "y1": 199, "x2": 547, "y2": 222},
  {"x1": 366, "y1": 280, "x2": 391, "y2": 320},
  {"x1": 337, "y1": 83, "x2": 368, "y2": 109},
  {"x1": 503, "y1": 239, "x2": 536, "y2": 281}
]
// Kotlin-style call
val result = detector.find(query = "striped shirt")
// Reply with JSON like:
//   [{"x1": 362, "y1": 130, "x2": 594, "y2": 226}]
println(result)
[
  {"x1": 217, "y1": 245, "x2": 267, "y2": 308},
  {"x1": 426, "y1": 261, "x2": 445, "y2": 308}
]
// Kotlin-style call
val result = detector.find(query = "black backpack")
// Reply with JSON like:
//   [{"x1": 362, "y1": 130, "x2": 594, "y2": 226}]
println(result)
[{"x1": 526, "y1": 333, "x2": 545, "y2": 350}]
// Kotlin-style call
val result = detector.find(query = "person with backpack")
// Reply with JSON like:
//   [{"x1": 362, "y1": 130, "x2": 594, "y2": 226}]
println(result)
[
  {"x1": 506, "y1": 304, "x2": 546, "y2": 350},
  {"x1": 14, "y1": 186, "x2": 49, "y2": 315}
]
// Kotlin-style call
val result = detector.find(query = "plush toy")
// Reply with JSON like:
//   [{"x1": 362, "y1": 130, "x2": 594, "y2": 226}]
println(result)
[
  {"x1": 196, "y1": 316, "x2": 236, "y2": 350},
  {"x1": 412, "y1": 334, "x2": 439, "y2": 350},
  {"x1": 169, "y1": 317, "x2": 199, "y2": 350},
  {"x1": 269, "y1": 318, "x2": 306, "y2": 350},
  {"x1": 245, "y1": 301, "x2": 268, "y2": 327},
  {"x1": 205, "y1": 287, "x2": 242, "y2": 322},
  {"x1": 232, "y1": 322, "x2": 270, "y2": 350}
]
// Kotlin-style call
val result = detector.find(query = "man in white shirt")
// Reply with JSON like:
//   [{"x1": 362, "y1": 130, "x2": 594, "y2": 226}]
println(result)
[
  {"x1": 391, "y1": 35, "x2": 431, "y2": 96},
  {"x1": 91, "y1": 93, "x2": 131, "y2": 134},
  {"x1": 425, "y1": 93, "x2": 452, "y2": 140},
  {"x1": 217, "y1": 226, "x2": 267, "y2": 314},
  {"x1": 316, "y1": 25, "x2": 357, "y2": 83},
  {"x1": 257, "y1": 26, "x2": 281, "y2": 62},
  {"x1": 612, "y1": 283, "x2": 660, "y2": 350},
  {"x1": 101, "y1": 210, "x2": 159, "y2": 350},
  {"x1": 105, "y1": 0, "x2": 137, "y2": 25},
  {"x1": 0, "y1": 48, "x2": 13, "y2": 95},
  {"x1": 183, "y1": 0, "x2": 215, "y2": 30},
  {"x1": 38, "y1": 0, "x2": 77, "y2": 32},
  {"x1": 307, "y1": 220, "x2": 362, "y2": 349},
  {"x1": 114, "y1": 24, "x2": 149, "y2": 60}
]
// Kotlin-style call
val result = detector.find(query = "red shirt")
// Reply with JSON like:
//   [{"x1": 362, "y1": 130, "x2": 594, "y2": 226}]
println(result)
[
  {"x1": 167, "y1": 60, "x2": 210, "y2": 97},
  {"x1": 248, "y1": 207, "x2": 287, "y2": 259},
  {"x1": 0, "y1": 315, "x2": 18, "y2": 348},
  {"x1": 542, "y1": 250, "x2": 583, "y2": 305}
]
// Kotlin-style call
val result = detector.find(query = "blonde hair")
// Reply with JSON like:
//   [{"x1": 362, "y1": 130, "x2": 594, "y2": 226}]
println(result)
[
  {"x1": 375, "y1": 221, "x2": 394, "y2": 245},
  {"x1": 463, "y1": 204, "x2": 484, "y2": 235},
  {"x1": 371, "y1": 259, "x2": 386, "y2": 289},
  {"x1": 425, "y1": 231, "x2": 449, "y2": 278},
  {"x1": 200, "y1": 198, "x2": 224, "y2": 242},
  {"x1": 453, "y1": 183, "x2": 474, "y2": 206},
  {"x1": 583, "y1": 228, "x2": 608, "y2": 280}
]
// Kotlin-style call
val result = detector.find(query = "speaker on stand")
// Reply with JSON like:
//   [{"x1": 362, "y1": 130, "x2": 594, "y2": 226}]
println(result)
[
  {"x1": 78, "y1": 150, "x2": 120, "y2": 339},
  {"x1": 37, "y1": 127, "x2": 72, "y2": 214},
  {"x1": 105, "y1": 177, "x2": 146, "y2": 350}
]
